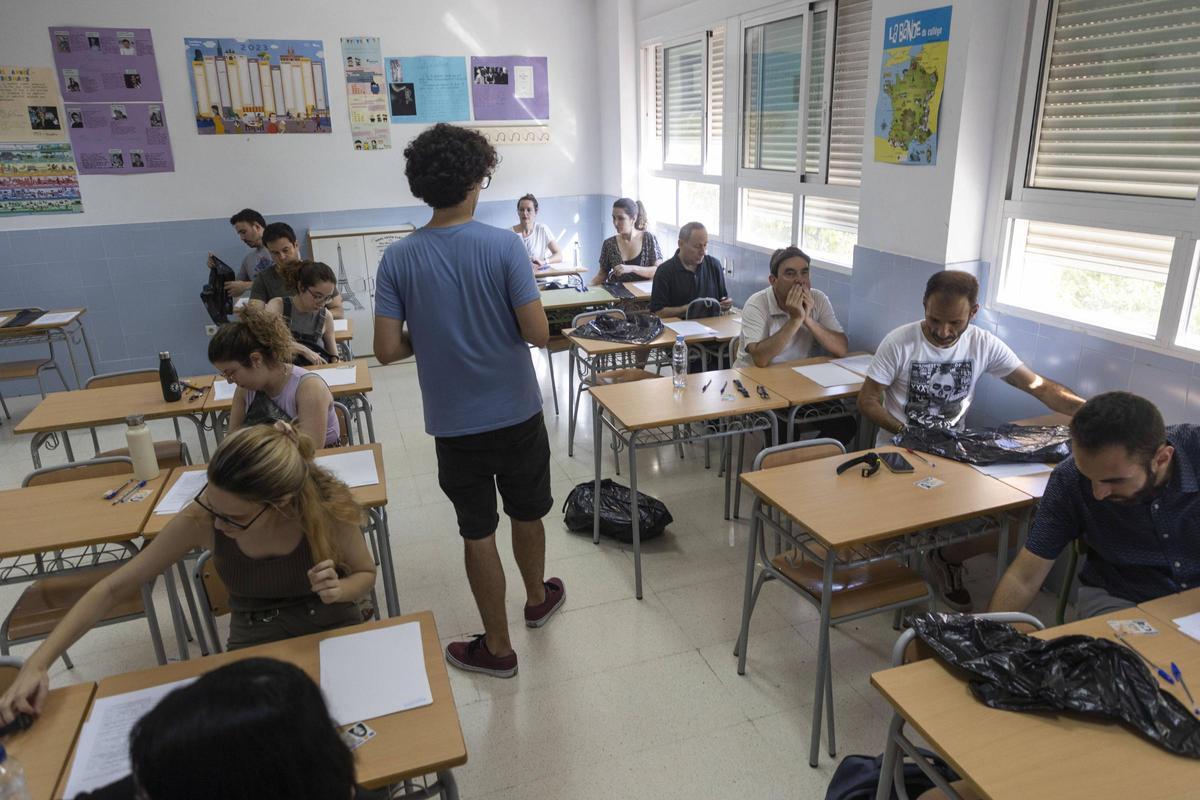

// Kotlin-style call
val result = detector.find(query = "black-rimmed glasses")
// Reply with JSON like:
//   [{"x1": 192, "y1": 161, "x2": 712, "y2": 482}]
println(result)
[{"x1": 193, "y1": 482, "x2": 269, "y2": 530}]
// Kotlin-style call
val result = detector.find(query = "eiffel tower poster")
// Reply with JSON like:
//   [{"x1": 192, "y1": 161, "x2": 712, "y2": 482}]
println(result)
[{"x1": 335, "y1": 242, "x2": 366, "y2": 311}]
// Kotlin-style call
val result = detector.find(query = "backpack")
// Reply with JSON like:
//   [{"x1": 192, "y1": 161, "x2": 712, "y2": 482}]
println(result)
[
  {"x1": 825, "y1": 750, "x2": 960, "y2": 800},
  {"x1": 202, "y1": 259, "x2": 237, "y2": 324}
]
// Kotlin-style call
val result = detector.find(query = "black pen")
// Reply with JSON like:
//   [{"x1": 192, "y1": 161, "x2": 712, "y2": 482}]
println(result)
[
  {"x1": 719, "y1": 381, "x2": 728, "y2": 395},
  {"x1": 702, "y1": 380, "x2": 712, "y2": 393}
]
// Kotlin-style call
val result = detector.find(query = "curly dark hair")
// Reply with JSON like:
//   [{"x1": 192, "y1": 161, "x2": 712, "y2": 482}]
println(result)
[{"x1": 404, "y1": 123, "x2": 497, "y2": 209}]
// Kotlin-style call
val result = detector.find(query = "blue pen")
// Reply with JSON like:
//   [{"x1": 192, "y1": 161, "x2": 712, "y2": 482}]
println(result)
[
  {"x1": 1115, "y1": 633, "x2": 1174, "y2": 684},
  {"x1": 1170, "y1": 663, "x2": 1198, "y2": 713},
  {"x1": 112, "y1": 479, "x2": 147, "y2": 505}
]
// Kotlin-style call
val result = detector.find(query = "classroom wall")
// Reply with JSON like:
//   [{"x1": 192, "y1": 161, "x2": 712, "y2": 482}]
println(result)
[{"x1": 0, "y1": 0, "x2": 613, "y2": 393}]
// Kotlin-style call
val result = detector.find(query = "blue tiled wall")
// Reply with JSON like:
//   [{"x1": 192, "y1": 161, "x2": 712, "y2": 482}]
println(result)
[{"x1": 0, "y1": 193, "x2": 610, "y2": 396}]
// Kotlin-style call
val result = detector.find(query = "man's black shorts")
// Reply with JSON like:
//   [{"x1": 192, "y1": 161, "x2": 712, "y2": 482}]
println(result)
[{"x1": 434, "y1": 411, "x2": 554, "y2": 540}]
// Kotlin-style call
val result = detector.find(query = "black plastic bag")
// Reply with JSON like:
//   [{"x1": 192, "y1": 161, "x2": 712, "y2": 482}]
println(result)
[
  {"x1": 825, "y1": 749, "x2": 960, "y2": 800},
  {"x1": 910, "y1": 613, "x2": 1200, "y2": 758},
  {"x1": 894, "y1": 424, "x2": 1070, "y2": 465},
  {"x1": 201, "y1": 260, "x2": 236, "y2": 324},
  {"x1": 562, "y1": 479, "x2": 672, "y2": 543},
  {"x1": 571, "y1": 313, "x2": 665, "y2": 345}
]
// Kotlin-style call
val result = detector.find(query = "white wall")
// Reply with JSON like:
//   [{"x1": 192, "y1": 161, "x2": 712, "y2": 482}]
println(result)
[
  {"x1": 0, "y1": 0, "x2": 604, "y2": 231},
  {"x1": 596, "y1": 0, "x2": 640, "y2": 198}
]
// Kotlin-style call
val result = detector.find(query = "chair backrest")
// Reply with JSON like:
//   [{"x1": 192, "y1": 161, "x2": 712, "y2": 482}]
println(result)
[
  {"x1": 729, "y1": 334, "x2": 742, "y2": 365},
  {"x1": 753, "y1": 438, "x2": 846, "y2": 473},
  {"x1": 0, "y1": 656, "x2": 23, "y2": 694},
  {"x1": 571, "y1": 308, "x2": 626, "y2": 328},
  {"x1": 85, "y1": 369, "x2": 158, "y2": 389},
  {"x1": 22, "y1": 456, "x2": 134, "y2": 487},
  {"x1": 684, "y1": 297, "x2": 722, "y2": 320},
  {"x1": 332, "y1": 401, "x2": 353, "y2": 447},
  {"x1": 893, "y1": 612, "x2": 1045, "y2": 667},
  {"x1": 194, "y1": 550, "x2": 231, "y2": 618}
]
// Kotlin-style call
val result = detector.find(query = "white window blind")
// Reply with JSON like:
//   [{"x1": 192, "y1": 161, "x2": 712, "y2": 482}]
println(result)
[
  {"x1": 665, "y1": 41, "x2": 704, "y2": 166},
  {"x1": 802, "y1": 195, "x2": 859, "y2": 264},
  {"x1": 1029, "y1": 0, "x2": 1200, "y2": 200},
  {"x1": 654, "y1": 44, "x2": 664, "y2": 143},
  {"x1": 743, "y1": 15, "x2": 805, "y2": 172},
  {"x1": 739, "y1": 187, "x2": 794, "y2": 248},
  {"x1": 804, "y1": 9, "x2": 829, "y2": 174},
  {"x1": 706, "y1": 27, "x2": 725, "y2": 174},
  {"x1": 828, "y1": 0, "x2": 872, "y2": 186}
]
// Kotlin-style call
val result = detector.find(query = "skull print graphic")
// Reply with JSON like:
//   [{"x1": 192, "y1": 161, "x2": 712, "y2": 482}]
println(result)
[{"x1": 905, "y1": 360, "x2": 974, "y2": 429}]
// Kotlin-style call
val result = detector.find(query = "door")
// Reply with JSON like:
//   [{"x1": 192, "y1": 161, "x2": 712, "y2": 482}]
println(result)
[{"x1": 310, "y1": 235, "x2": 375, "y2": 355}]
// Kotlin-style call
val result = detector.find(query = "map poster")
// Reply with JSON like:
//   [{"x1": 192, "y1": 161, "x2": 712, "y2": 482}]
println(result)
[
  {"x1": 0, "y1": 142, "x2": 82, "y2": 217},
  {"x1": 340, "y1": 37, "x2": 390, "y2": 151},
  {"x1": 384, "y1": 56, "x2": 470, "y2": 125},
  {"x1": 0, "y1": 67, "x2": 66, "y2": 142},
  {"x1": 184, "y1": 37, "x2": 331, "y2": 134},
  {"x1": 469, "y1": 56, "x2": 548, "y2": 121},
  {"x1": 873, "y1": 6, "x2": 951, "y2": 165}
]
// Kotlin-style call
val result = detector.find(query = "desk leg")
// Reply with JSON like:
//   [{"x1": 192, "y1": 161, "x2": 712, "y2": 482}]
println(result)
[
  {"x1": 628, "y1": 431, "x2": 643, "y2": 601},
  {"x1": 185, "y1": 413, "x2": 211, "y2": 462},
  {"x1": 567, "y1": 348, "x2": 576, "y2": 456},
  {"x1": 52, "y1": 330, "x2": 84, "y2": 389},
  {"x1": 77, "y1": 320, "x2": 98, "y2": 376},
  {"x1": 809, "y1": 557, "x2": 835, "y2": 767},
  {"x1": 735, "y1": 499, "x2": 763, "y2": 673},
  {"x1": 436, "y1": 770, "x2": 460, "y2": 800},
  {"x1": 373, "y1": 508, "x2": 400, "y2": 616},
  {"x1": 592, "y1": 397, "x2": 602, "y2": 546},
  {"x1": 162, "y1": 567, "x2": 191, "y2": 661},
  {"x1": 140, "y1": 581, "x2": 168, "y2": 666}
]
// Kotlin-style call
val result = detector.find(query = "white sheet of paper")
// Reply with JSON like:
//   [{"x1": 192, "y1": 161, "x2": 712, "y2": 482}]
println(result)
[
  {"x1": 315, "y1": 366, "x2": 358, "y2": 387},
  {"x1": 213, "y1": 379, "x2": 237, "y2": 400},
  {"x1": 631, "y1": 280, "x2": 654, "y2": 293},
  {"x1": 320, "y1": 622, "x2": 433, "y2": 726},
  {"x1": 970, "y1": 462, "x2": 1054, "y2": 479},
  {"x1": 831, "y1": 354, "x2": 875, "y2": 376},
  {"x1": 514, "y1": 65, "x2": 535, "y2": 98},
  {"x1": 1173, "y1": 612, "x2": 1200, "y2": 643},
  {"x1": 314, "y1": 450, "x2": 379, "y2": 488},
  {"x1": 664, "y1": 320, "x2": 718, "y2": 337},
  {"x1": 29, "y1": 311, "x2": 80, "y2": 326},
  {"x1": 63, "y1": 678, "x2": 196, "y2": 797},
  {"x1": 234, "y1": 296, "x2": 248, "y2": 309},
  {"x1": 153, "y1": 470, "x2": 209, "y2": 515},
  {"x1": 792, "y1": 362, "x2": 863, "y2": 387},
  {"x1": 333, "y1": 319, "x2": 349, "y2": 332}
]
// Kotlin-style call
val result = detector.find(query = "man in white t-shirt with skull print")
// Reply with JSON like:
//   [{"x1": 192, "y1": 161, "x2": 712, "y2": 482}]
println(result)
[{"x1": 859, "y1": 270, "x2": 1085, "y2": 611}]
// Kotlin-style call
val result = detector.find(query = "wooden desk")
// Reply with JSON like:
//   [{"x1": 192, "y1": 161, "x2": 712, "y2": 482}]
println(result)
[
  {"x1": 9, "y1": 682, "x2": 95, "y2": 800},
  {"x1": 334, "y1": 318, "x2": 354, "y2": 342},
  {"x1": 870, "y1": 611, "x2": 1200, "y2": 800},
  {"x1": 1013, "y1": 412, "x2": 1072, "y2": 427},
  {"x1": 1139, "y1": 588, "x2": 1200, "y2": 626},
  {"x1": 14, "y1": 376, "x2": 215, "y2": 466},
  {"x1": 535, "y1": 265, "x2": 588, "y2": 279},
  {"x1": 735, "y1": 356, "x2": 864, "y2": 405},
  {"x1": 0, "y1": 308, "x2": 96, "y2": 390},
  {"x1": 540, "y1": 286, "x2": 616, "y2": 312},
  {"x1": 65, "y1": 612, "x2": 466, "y2": 796}
]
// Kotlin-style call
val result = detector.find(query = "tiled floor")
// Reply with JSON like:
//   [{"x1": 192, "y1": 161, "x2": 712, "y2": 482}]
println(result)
[{"x1": 0, "y1": 353, "x2": 1058, "y2": 799}]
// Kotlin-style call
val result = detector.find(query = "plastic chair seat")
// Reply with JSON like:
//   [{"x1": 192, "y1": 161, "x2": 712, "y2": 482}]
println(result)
[
  {"x1": 6, "y1": 564, "x2": 144, "y2": 640},
  {"x1": 98, "y1": 440, "x2": 189, "y2": 470},
  {"x1": 0, "y1": 359, "x2": 53, "y2": 379},
  {"x1": 770, "y1": 548, "x2": 929, "y2": 619}
]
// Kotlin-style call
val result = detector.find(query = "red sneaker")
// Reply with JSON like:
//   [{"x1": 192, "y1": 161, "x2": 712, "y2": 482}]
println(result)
[
  {"x1": 445, "y1": 635, "x2": 517, "y2": 678},
  {"x1": 524, "y1": 577, "x2": 566, "y2": 628}
]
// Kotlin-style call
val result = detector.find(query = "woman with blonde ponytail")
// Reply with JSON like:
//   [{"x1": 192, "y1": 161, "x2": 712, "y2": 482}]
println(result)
[
  {"x1": 208, "y1": 300, "x2": 340, "y2": 447},
  {"x1": 0, "y1": 423, "x2": 377, "y2": 723}
]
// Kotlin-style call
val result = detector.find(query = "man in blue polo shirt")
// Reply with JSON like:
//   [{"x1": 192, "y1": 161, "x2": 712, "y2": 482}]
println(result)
[
  {"x1": 373, "y1": 123, "x2": 565, "y2": 678},
  {"x1": 989, "y1": 391, "x2": 1200, "y2": 618}
]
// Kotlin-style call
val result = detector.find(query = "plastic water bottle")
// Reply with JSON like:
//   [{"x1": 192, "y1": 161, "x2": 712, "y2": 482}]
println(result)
[
  {"x1": 573, "y1": 239, "x2": 582, "y2": 268},
  {"x1": 672, "y1": 335, "x2": 688, "y2": 389},
  {"x1": 0, "y1": 745, "x2": 31, "y2": 800}
]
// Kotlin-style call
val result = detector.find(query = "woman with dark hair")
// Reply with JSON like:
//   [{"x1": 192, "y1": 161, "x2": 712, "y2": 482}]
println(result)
[
  {"x1": 267, "y1": 260, "x2": 339, "y2": 366},
  {"x1": 0, "y1": 424, "x2": 376, "y2": 725},
  {"x1": 592, "y1": 197, "x2": 662, "y2": 285},
  {"x1": 511, "y1": 193, "x2": 562, "y2": 269},
  {"x1": 208, "y1": 301, "x2": 340, "y2": 447},
  {"x1": 70, "y1": 658, "x2": 378, "y2": 799}
]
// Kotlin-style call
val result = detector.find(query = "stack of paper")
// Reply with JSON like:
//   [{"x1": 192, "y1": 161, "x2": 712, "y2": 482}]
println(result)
[
  {"x1": 792, "y1": 362, "x2": 863, "y2": 387},
  {"x1": 315, "y1": 366, "x2": 358, "y2": 387},
  {"x1": 969, "y1": 462, "x2": 1053, "y2": 479},
  {"x1": 333, "y1": 319, "x2": 349, "y2": 332},
  {"x1": 664, "y1": 320, "x2": 718, "y2": 337},
  {"x1": 153, "y1": 469, "x2": 209, "y2": 514},
  {"x1": 831, "y1": 354, "x2": 875, "y2": 376},
  {"x1": 30, "y1": 311, "x2": 80, "y2": 326},
  {"x1": 1174, "y1": 612, "x2": 1200, "y2": 643},
  {"x1": 320, "y1": 621, "x2": 432, "y2": 725},
  {"x1": 63, "y1": 678, "x2": 197, "y2": 797},
  {"x1": 631, "y1": 280, "x2": 654, "y2": 293},
  {"x1": 212, "y1": 379, "x2": 237, "y2": 401},
  {"x1": 314, "y1": 450, "x2": 379, "y2": 487}
]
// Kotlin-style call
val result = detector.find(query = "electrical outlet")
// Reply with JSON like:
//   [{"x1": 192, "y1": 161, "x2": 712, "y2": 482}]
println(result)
[{"x1": 204, "y1": 324, "x2": 218, "y2": 336}]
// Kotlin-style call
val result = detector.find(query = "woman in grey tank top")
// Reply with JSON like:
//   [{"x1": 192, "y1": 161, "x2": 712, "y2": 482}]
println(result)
[{"x1": 267, "y1": 260, "x2": 339, "y2": 366}]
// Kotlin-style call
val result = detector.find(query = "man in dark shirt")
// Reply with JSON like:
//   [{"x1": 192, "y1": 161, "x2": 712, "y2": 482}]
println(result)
[
  {"x1": 989, "y1": 391, "x2": 1200, "y2": 618},
  {"x1": 648, "y1": 222, "x2": 731, "y2": 318}
]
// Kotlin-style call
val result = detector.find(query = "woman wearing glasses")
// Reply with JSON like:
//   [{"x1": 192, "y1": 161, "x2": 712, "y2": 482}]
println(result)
[
  {"x1": 209, "y1": 301, "x2": 340, "y2": 448},
  {"x1": 0, "y1": 423, "x2": 377, "y2": 724},
  {"x1": 266, "y1": 260, "x2": 339, "y2": 366}
]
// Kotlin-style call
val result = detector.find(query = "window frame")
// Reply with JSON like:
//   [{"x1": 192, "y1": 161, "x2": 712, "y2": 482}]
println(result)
[{"x1": 989, "y1": 0, "x2": 1200, "y2": 359}]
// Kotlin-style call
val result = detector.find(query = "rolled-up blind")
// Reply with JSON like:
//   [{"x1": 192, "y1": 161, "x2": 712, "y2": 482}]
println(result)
[
  {"x1": 828, "y1": 0, "x2": 872, "y2": 186},
  {"x1": 744, "y1": 15, "x2": 805, "y2": 172},
  {"x1": 665, "y1": 40, "x2": 704, "y2": 166}
]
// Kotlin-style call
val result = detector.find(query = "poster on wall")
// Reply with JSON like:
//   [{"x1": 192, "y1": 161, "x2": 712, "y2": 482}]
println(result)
[
  {"x1": 469, "y1": 56, "x2": 549, "y2": 121},
  {"x1": 384, "y1": 56, "x2": 469, "y2": 124},
  {"x1": 184, "y1": 37, "x2": 331, "y2": 134},
  {"x1": 340, "y1": 37, "x2": 390, "y2": 150},
  {"x1": 48, "y1": 26, "x2": 175, "y2": 174},
  {"x1": 873, "y1": 6, "x2": 951, "y2": 165},
  {"x1": 0, "y1": 142, "x2": 82, "y2": 216},
  {"x1": 0, "y1": 67, "x2": 66, "y2": 142}
]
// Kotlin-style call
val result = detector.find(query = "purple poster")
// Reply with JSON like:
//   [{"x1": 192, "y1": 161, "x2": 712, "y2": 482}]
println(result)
[
  {"x1": 469, "y1": 56, "x2": 548, "y2": 121},
  {"x1": 49, "y1": 26, "x2": 174, "y2": 174}
]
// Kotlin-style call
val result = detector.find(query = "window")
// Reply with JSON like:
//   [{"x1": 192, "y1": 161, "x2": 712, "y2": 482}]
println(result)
[
  {"x1": 644, "y1": 175, "x2": 677, "y2": 227},
  {"x1": 742, "y1": 15, "x2": 804, "y2": 172},
  {"x1": 997, "y1": 0, "x2": 1200, "y2": 355},
  {"x1": 740, "y1": 188, "x2": 793, "y2": 249},
  {"x1": 827, "y1": 0, "x2": 871, "y2": 186},
  {"x1": 665, "y1": 41, "x2": 704, "y2": 166},
  {"x1": 704, "y1": 29, "x2": 724, "y2": 176},
  {"x1": 679, "y1": 180, "x2": 720, "y2": 234},
  {"x1": 802, "y1": 195, "x2": 858, "y2": 265},
  {"x1": 803, "y1": 9, "x2": 829, "y2": 174}
]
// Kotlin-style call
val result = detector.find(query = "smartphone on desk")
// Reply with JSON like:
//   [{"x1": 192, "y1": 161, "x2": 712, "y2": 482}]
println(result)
[{"x1": 879, "y1": 452, "x2": 914, "y2": 473}]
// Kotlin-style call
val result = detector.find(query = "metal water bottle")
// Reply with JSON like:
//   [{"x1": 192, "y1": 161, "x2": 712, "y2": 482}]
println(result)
[{"x1": 158, "y1": 351, "x2": 181, "y2": 401}]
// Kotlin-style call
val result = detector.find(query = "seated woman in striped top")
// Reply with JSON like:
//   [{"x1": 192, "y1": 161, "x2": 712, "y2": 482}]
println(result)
[{"x1": 0, "y1": 423, "x2": 377, "y2": 724}]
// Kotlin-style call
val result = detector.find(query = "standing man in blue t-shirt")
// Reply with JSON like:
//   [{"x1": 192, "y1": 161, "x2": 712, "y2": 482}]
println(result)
[{"x1": 374, "y1": 124, "x2": 565, "y2": 678}]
